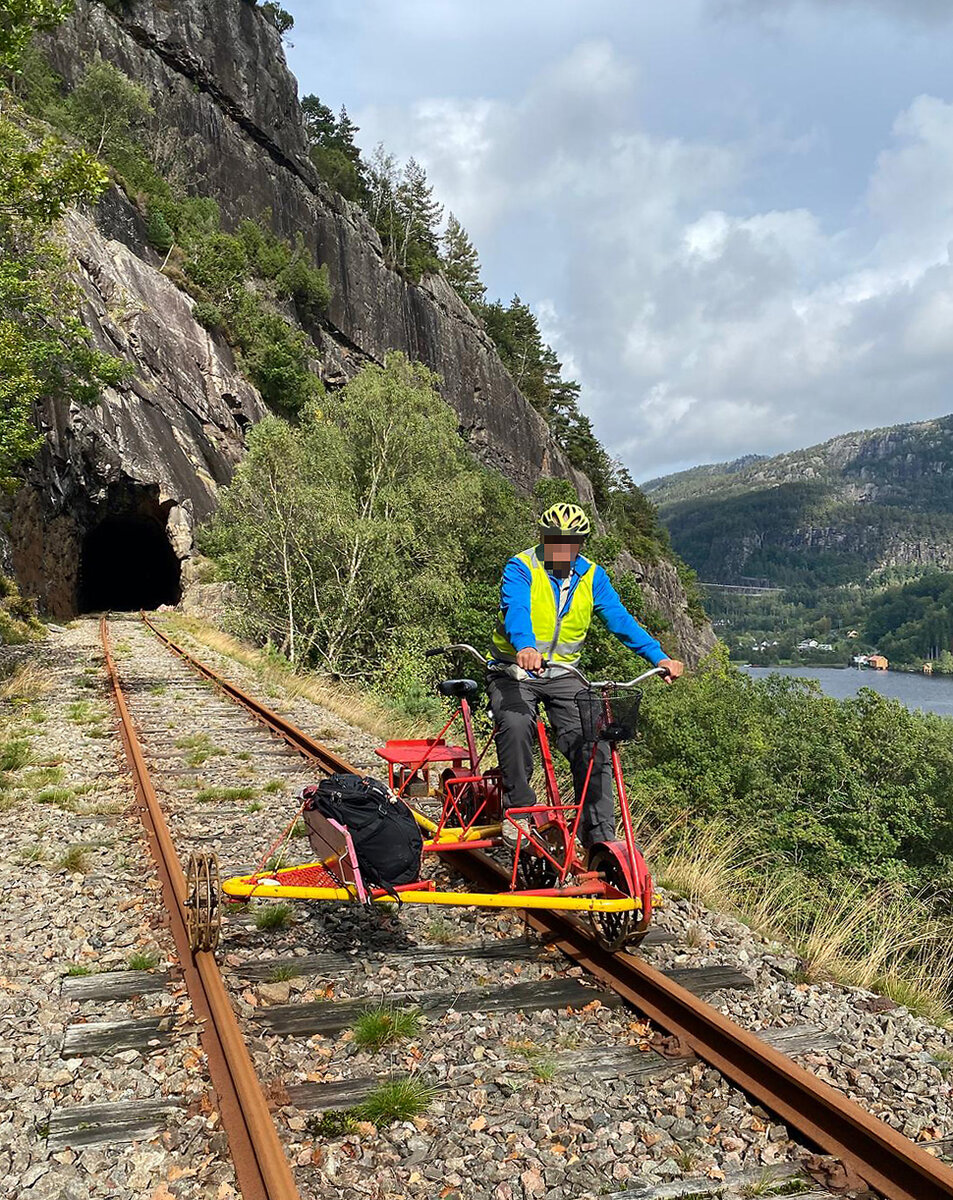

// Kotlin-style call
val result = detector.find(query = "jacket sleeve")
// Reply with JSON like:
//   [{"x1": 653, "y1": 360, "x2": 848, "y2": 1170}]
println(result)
[
  {"x1": 500, "y1": 556, "x2": 536, "y2": 652},
  {"x1": 592, "y1": 566, "x2": 668, "y2": 665}
]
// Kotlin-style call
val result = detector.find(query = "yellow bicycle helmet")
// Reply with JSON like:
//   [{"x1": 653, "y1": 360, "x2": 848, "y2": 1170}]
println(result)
[{"x1": 538, "y1": 502, "x2": 591, "y2": 539}]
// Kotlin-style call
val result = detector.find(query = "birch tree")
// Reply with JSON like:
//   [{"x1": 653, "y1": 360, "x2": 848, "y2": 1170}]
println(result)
[{"x1": 204, "y1": 353, "x2": 481, "y2": 676}]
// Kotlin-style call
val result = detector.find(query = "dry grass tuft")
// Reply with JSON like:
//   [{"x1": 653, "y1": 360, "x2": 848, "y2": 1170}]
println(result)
[
  {"x1": 640, "y1": 807, "x2": 953, "y2": 1022},
  {"x1": 163, "y1": 615, "x2": 429, "y2": 741},
  {"x1": 0, "y1": 663, "x2": 54, "y2": 703}
]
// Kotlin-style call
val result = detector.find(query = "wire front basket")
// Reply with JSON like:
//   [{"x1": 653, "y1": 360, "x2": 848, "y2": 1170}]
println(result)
[{"x1": 576, "y1": 687, "x2": 643, "y2": 743}]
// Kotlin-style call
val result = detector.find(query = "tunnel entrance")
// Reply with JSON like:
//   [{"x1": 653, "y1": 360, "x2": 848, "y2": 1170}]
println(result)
[{"x1": 79, "y1": 514, "x2": 182, "y2": 612}]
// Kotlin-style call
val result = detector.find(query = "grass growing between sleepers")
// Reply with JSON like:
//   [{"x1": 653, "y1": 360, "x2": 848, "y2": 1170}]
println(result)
[
  {"x1": 0, "y1": 738, "x2": 32, "y2": 771},
  {"x1": 58, "y1": 844, "x2": 91, "y2": 874},
  {"x1": 354, "y1": 1077, "x2": 438, "y2": 1125},
  {"x1": 176, "y1": 733, "x2": 227, "y2": 766},
  {"x1": 128, "y1": 951, "x2": 160, "y2": 971},
  {"x1": 351, "y1": 1004, "x2": 422, "y2": 1052},
  {"x1": 196, "y1": 785, "x2": 257, "y2": 803},
  {"x1": 267, "y1": 963, "x2": 300, "y2": 983},
  {"x1": 253, "y1": 902, "x2": 294, "y2": 931},
  {"x1": 508, "y1": 1039, "x2": 559, "y2": 1082},
  {"x1": 307, "y1": 1076, "x2": 438, "y2": 1137},
  {"x1": 424, "y1": 916, "x2": 457, "y2": 945},
  {"x1": 740, "y1": 1175, "x2": 813, "y2": 1197}
]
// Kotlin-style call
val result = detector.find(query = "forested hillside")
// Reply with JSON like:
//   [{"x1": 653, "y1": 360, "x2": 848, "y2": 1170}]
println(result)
[
  {"x1": 645, "y1": 414, "x2": 953, "y2": 586},
  {"x1": 645, "y1": 415, "x2": 953, "y2": 665}
]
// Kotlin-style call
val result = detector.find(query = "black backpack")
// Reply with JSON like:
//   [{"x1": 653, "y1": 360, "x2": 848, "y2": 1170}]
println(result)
[{"x1": 301, "y1": 773, "x2": 423, "y2": 892}]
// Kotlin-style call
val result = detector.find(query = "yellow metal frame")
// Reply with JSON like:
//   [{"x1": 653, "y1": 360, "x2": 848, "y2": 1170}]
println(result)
[
  {"x1": 409, "y1": 809, "x2": 501, "y2": 843},
  {"x1": 221, "y1": 862, "x2": 641, "y2": 913}
]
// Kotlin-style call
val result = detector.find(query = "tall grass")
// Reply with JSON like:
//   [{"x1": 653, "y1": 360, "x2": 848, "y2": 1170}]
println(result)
[
  {"x1": 163, "y1": 615, "x2": 428, "y2": 741},
  {"x1": 0, "y1": 663, "x2": 53, "y2": 702},
  {"x1": 638, "y1": 806, "x2": 953, "y2": 1022}
]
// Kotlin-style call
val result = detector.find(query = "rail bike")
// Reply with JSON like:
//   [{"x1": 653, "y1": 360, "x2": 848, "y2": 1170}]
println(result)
[{"x1": 220, "y1": 646, "x2": 666, "y2": 950}]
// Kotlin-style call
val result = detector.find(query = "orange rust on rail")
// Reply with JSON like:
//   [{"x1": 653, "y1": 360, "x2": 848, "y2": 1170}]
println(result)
[
  {"x1": 102, "y1": 617, "x2": 301, "y2": 1200},
  {"x1": 141, "y1": 612, "x2": 352, "y2": 775},
  {"x1": 141, "y1": 614, "x2": 953, "y2": 1200}
]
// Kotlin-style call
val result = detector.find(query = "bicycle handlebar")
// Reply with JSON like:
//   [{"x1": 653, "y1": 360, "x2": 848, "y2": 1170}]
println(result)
[
  {"x1": 424, "y1": 645, "x2": 670, "y2": 690},
  {"x1": 558, "y1": 663, "x2": 670, "y2": 689},
  {"x1": 425, "y1": 643, "x2": 486, "y2": 664}
]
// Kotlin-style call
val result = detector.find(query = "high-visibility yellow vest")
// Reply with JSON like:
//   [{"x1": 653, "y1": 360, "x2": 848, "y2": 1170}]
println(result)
[{"x1": 492, "y1": 545, "x2": 596, "y2": 665}]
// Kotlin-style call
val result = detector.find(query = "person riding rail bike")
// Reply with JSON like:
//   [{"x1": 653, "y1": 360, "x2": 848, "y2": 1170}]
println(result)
[{"x1": 488, "y1": 502, "x2": 684, "y2": 854}]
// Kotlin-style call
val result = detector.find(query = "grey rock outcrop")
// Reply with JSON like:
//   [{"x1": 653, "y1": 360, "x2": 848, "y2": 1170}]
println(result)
[
  {"x1": 11, "y1": 209, "x2": 263, "y2": 618},
  {"x1": 44, "y1": 0, "x2": 592, "y2": 499},
  {"x1": 9, "y1": 0, "x2": 712, "y2": 660},
  {"x1": 622, "y1": 554, "x2": 717, "y2": 666}
]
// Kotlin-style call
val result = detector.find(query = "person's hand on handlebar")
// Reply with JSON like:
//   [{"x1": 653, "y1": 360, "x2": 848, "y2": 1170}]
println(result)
[
  {"x1": 658, "y1": 658, "x2": 684, "y2": 683},
  {"x1": 516, "y1": 647, "x2": 544, "y2": 673}
]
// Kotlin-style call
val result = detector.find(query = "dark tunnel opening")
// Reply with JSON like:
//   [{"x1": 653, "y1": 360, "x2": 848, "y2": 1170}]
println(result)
[{"x1": 78, "y1": 515, "x2": 182, "y2": 612}]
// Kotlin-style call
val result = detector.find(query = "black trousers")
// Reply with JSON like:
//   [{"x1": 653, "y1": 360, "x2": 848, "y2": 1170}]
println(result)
[{"x1": 487, "y1": 672, "x2": 614, "y2": 848}]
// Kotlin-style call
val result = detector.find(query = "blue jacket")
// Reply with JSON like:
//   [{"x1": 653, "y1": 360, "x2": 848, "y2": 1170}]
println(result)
[{"x1": 497, "y1": 550, "x2": 668, "y2": 666}]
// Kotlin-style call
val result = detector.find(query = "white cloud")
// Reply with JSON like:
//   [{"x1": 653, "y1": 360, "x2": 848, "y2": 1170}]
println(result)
[
  {"x1": 358, "y1": 45, "x2": 953, "y2": 479},
  {"x1": 713, "y1": 0, "x2": 953, "y2": 26}
]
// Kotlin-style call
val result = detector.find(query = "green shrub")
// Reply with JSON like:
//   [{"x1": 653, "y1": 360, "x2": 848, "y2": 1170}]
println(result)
[
  {"x1": 192, "y1": 300, "x2": 224, "y2": 332},
  {"x1": 146, "y1": 207, "x2": 174, "y2": 253}
]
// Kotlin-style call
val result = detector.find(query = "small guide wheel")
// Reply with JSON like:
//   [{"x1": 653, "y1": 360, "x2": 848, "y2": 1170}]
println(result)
[
  {"x1": 588, "y1": 847, "x2": 634, "y2": 952},
  {"x1": 185, "y1": 851, "x2": 221, "y2": 952}
]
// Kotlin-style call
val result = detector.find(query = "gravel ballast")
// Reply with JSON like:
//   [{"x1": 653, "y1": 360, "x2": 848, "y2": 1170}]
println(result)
[{"x1": 3, "y1": 615, "x2": 951, "y2": 1200}]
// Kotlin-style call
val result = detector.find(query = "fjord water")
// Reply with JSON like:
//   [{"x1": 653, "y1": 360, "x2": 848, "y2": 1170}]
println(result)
[{"x1": 742, "y1": 666, "x2": 953, "y2": 717}]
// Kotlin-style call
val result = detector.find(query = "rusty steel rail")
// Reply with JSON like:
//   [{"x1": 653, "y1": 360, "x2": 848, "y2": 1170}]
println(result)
[
  {"x1": 142, "y1": 613, "x2": 353, "y2": 775},
  {"x1": 142, "y1": 615, "x2": 953, "y2": 1200},
  {"x1": 102, "y1": 618, "x2": 301, "y2": 1200}
]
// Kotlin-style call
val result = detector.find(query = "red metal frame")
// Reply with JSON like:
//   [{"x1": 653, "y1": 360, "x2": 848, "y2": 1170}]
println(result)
[
  {"x1": 377, "y1": 693, "x2": 503, "y2": 837},
  {"x1": 377, "y1": 675, "x2": 652, "y2": 930}
]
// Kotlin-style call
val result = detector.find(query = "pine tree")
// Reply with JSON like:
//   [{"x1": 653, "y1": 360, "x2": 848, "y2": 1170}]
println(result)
[
  {"x1": 396, "y1": 158, "x2": 442, "y2": 274},
  {"x1": 442, "y1": 212, "x2": 485, "y2": 307},
  {"x1": 301, "y1": 95, "x2": 336, "y2": 146},
  {"x1": 302, "y1": 95, "x2": 367, "y2": 203},
  {"x1": 337, "y1": 106, "x2": 362, "y2": 166}
]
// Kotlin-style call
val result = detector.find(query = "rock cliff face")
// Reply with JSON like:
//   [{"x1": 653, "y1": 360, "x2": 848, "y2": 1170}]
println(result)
[
  {"x1": 8, "y1": 0, "x2": 712, "y2": 661},
  {"x1": 43, "y1": 0, "x2": 590, "y2": 498},
  {"x1": 11, "y1": 207, "x2": 264, "y2": 617}
]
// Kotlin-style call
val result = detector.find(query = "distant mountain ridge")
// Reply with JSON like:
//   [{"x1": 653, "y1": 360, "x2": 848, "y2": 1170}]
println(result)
[
  {"x1": 644, "y1": 415, "x2": 953, "y2": 586},
  {"x1": 643, "y1": 453, "x2": 768, "y2": 494}
]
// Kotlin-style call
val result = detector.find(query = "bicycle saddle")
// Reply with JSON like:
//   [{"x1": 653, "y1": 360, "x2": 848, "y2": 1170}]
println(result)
[{"x1": 437, "y1": 678, "x2": 479, "y2": 699}]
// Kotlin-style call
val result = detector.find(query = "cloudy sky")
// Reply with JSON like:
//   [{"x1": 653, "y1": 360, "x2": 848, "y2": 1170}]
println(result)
[{"x1": 286, "y1": 1, "x2": 953, "y2": 481}]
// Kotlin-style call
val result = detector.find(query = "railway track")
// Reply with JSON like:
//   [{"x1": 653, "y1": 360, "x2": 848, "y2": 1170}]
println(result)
[{"x1": 98, "y1": 612, "x2": 953, "y2": 1200}]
